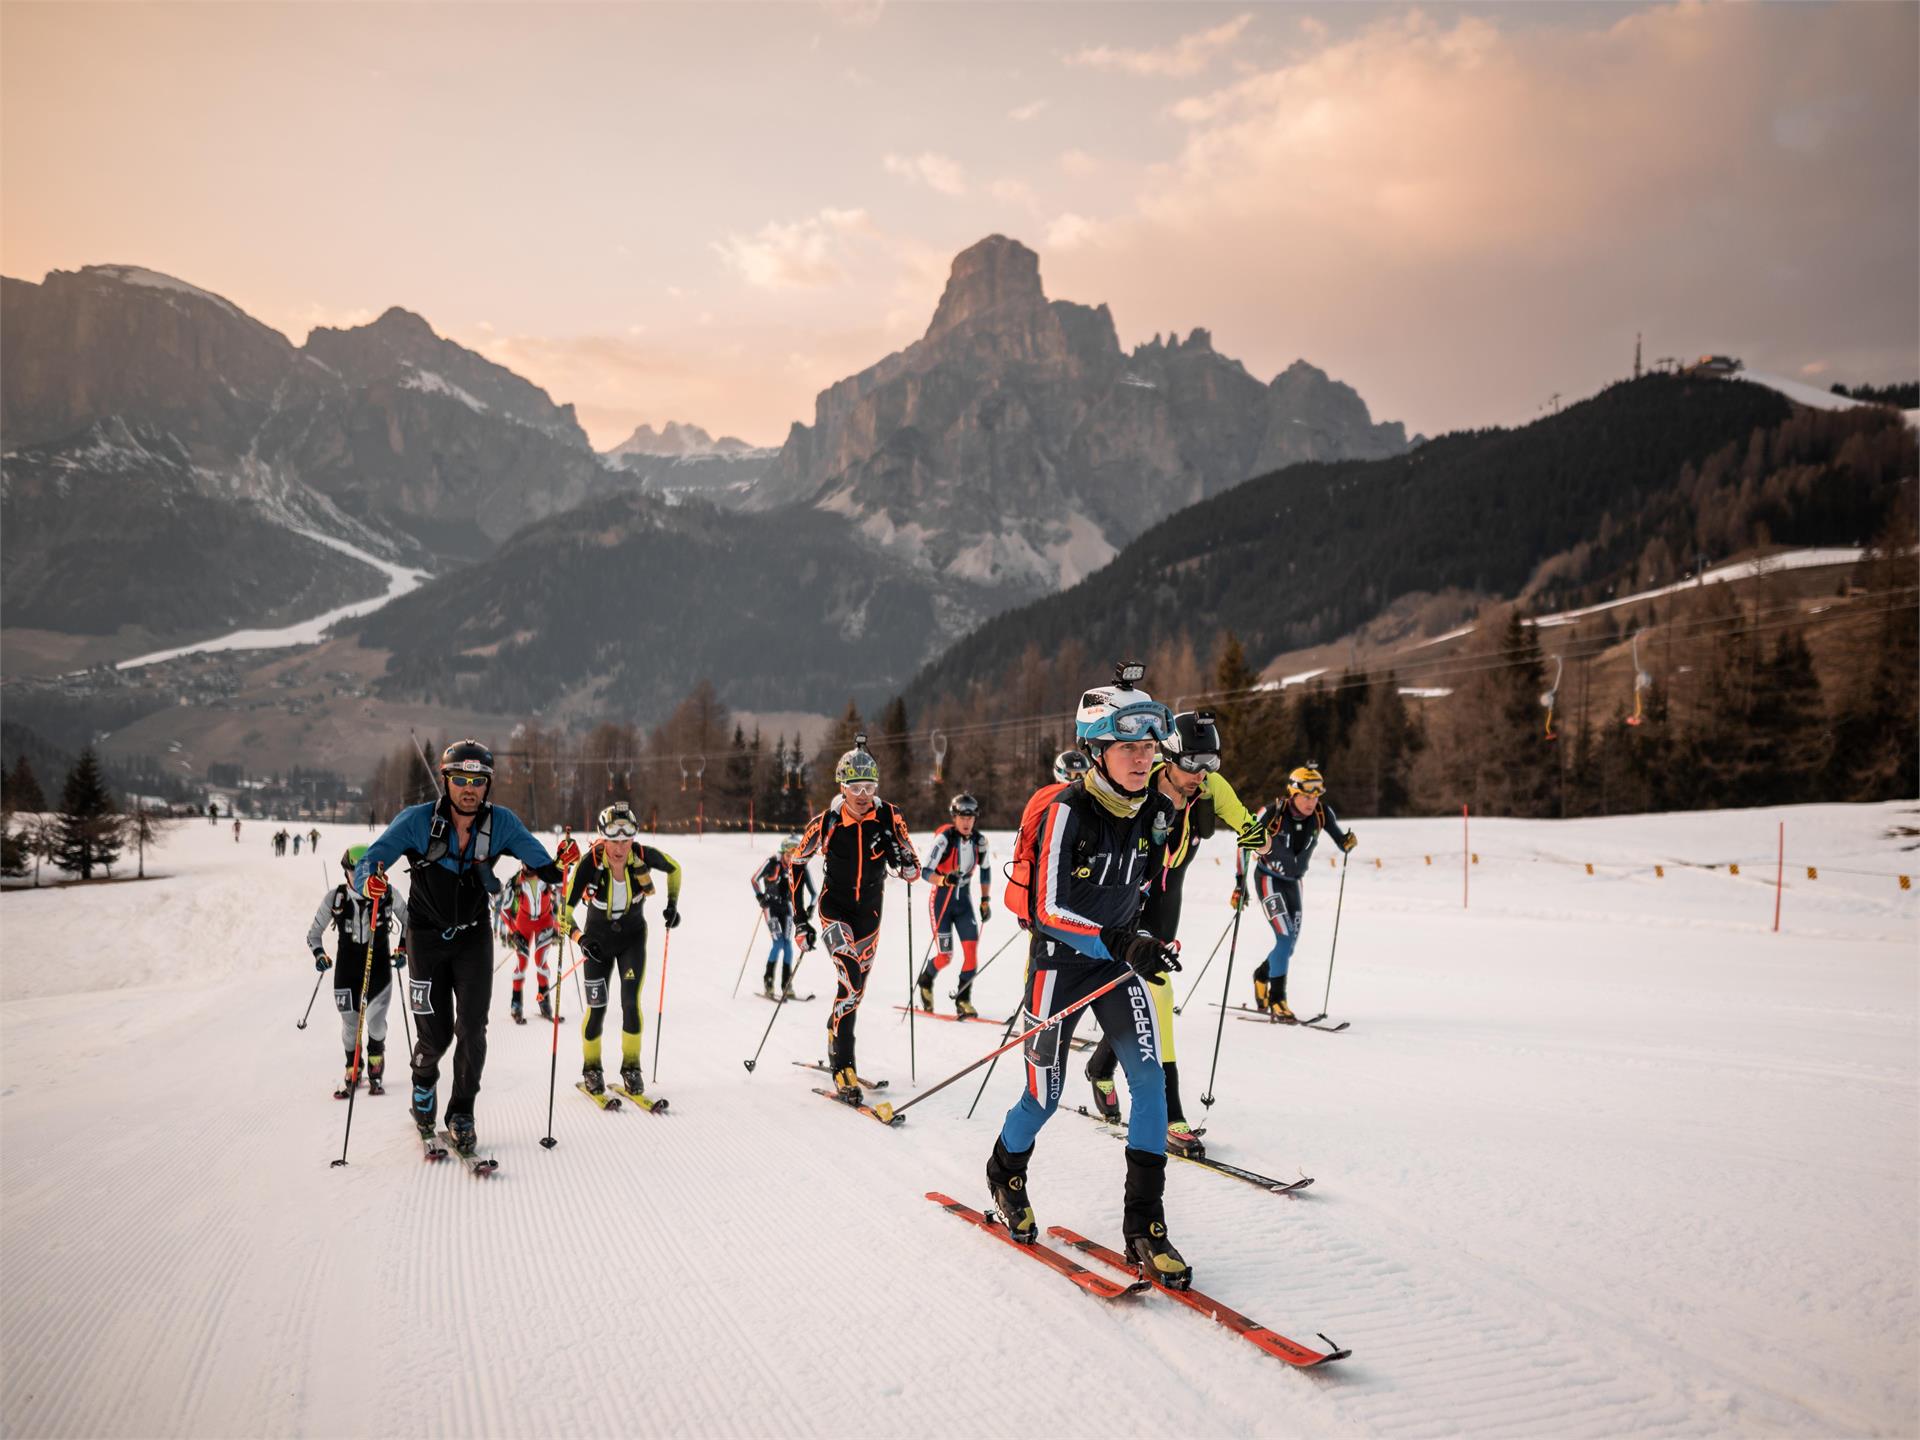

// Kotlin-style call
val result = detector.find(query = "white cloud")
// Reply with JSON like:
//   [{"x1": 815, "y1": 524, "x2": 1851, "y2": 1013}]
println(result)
[
  {"x1": 711, "y1": 208, "x2": 877, "y2": 291},
  {"x1": 1009, "y1": 98, "x2": 1049, "y2": 122},
  {"x1": 882, "y1": 150, "x2": 968, "y2": 196},
  {"x1": 1067, "y1": 13, "x2": 1253, "y2": 79},
  {"x1": 990, "y1": 177, "x2": 1037, "y2": 206},
  {"x1": 1045, "y1": 212, "x2": 1105, "y2": 252},
  {"x1": 1059, "y1": 148, "x2": 1101, "y2": 177}
]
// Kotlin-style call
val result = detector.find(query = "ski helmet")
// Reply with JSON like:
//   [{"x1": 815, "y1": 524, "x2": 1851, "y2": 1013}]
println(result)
[
  {"x1": 834, "y1": 733, "x2": 880, "y2": 788},
  {"x1": 1074, "y1": 661, "x2": 1172, "y2": 746},
  {"x1": 1164, "y1": 710, "x2": 1224, "y2": 774},
  {"x1": 597, "y1": 800, "x2": 641, "y2": 839},
  {"x1": 948, "y1": 791, "x2": 980, "y2": 817},
  {"x1": 1052, "y1": 749, "x2": 1091, "y2": 783},
  {"x1": 779, "y1": 832, "x2": 802, "y2": 855},
  {"x1": 339, "y1": 843, "x2": 367, "y2": 874},
  {"x1": 1287, "y1": 764, "x2": 1326, "y2": 797},
  {"x1": 440, "y1": 738, "x2": 494, "y2": 780}
]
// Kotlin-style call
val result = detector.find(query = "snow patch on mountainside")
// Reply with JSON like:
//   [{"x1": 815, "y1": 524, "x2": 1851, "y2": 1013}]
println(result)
[
  {"x1": 90, "y1": 265, "x2": 244, "y2": 318},
  {"x1": 400, "y1": 365, "x2": 488, "y2": 413}
]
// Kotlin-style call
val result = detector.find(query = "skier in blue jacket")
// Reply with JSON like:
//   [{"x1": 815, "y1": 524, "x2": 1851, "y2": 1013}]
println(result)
[{"x1": 354, "y1": 739, "x2": 561, "y2": 1151}]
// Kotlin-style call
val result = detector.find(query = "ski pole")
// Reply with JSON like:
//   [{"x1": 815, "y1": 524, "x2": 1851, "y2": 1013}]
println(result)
[
  {"x1": 908, "y1": 880, "x2": 957, "y2": 1014},
  {"x1": 331, "y1": 888, "x2": 383, "y2": 1168},
  {"x1": 295, "y1": 967, "x2": 326, "y2": 1030},
  {"x1": 1198, "y1": 897, "x2": 1245, "y2": 1114},
  {"x1": 952, "y1": 928, "x2": 1020, "y2": 1000},
  {"x1": 891, "y1": 969, "x2": 1137, "y2": 1122},
  {"x1": 1175, "y1": 913, "x2": 1237, "y2": 1014},
  {"x1": 905, "y1": 878, "x2": 917, "y2": 1083},
  {"x1": 732, "y1": 910, "x2": 765, "y2": 998},
  {"x1": 540, "y1": 933, "x2": 569, "y2": 1150},
  {"x1": 1314, "y1": 854, "x2": 1351, "y2": 1023},
  {"x1": 650, "y1": 924, "x2": 673, "y2": 1084},
  {"x1": 742, "y1": 943, "x2": 811, "y2": 1073},
  {"x1": 965, "y1": 1005, "x2": 1022, "y2": 1119}
]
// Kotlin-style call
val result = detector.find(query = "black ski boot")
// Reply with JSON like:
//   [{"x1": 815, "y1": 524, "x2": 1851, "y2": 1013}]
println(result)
[
  {"x1": 581, "y1": 1065, "x2": 607, "y2": 1096},
  {"x1": 537, "y1": 990, "x2": 553, "y2": 1021},
  {"x1": 1085, "y1": 1055, "x2": 1121, "y2": 1122},
  {"x1": 762, "y1": 965, "x2": 778, "y2": 1000},
  {"x1": 916, "y1": 963, "x2": 936, "y2": 1012},
  {"x1": 986, "y1": 1136, "x2": 1038, "y2": 1244},
  {"x1": 367, "y1": 1052, "x2": 385, "y2": 1096},
  {"x1": 445, "y1": 1113, "x2": 478, "y2": 1155},
  {"x1": 781, "y1": 966, "x2": 796, "y2": 1000},
  {"x1": 410, "y1": 1084, "x2": 437, "y2": 1138},
  {"x1": 619, "y1": 1064, "x2": 646, "y2": 1100},
  {"x1": 510, "y1": 989, "x2": 525, "y2": 1023},
  {"x1": 1122, "y1": 1147, "x2": 1192, "y2": 1290}
]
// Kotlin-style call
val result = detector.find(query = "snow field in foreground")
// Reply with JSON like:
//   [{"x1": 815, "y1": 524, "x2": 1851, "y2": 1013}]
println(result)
[{"x1": 1, "y1": 802, "x2": 1914, "y2": 1438}]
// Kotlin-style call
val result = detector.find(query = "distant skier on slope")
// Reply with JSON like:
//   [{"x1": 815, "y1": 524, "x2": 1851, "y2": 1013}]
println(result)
[
  {"x1": 915, "y1": 792, "x2": 991, "y2": 1017},
  {"x1": 354, "y1": 739, "x2": 562, "y2": 1153},
  {"x1": 789, "y1": 736, "x2": 918, "y2": 1104},
  {"x1": 307, "y1": 844, "x2": 408, "y2": 1097},
  {"x1": 500, "y1": 864, "x2": 560, "y2": 1022},
  {"x1": 1235, "y1": 765, "x2": 1357, "y2": 1022},
  {"x1": 1082, "y1": 710, "x2": 1268, "y2": 1156},
  {"x1": 987, "y1": 663, "x2": 1191, "y2": 1289},
  {"x1": 555, "y1": 802, "x2": 681, "y2": 1105},
  {"x1": 750, "y1": 832, "x2": 816, "y2": 999}
]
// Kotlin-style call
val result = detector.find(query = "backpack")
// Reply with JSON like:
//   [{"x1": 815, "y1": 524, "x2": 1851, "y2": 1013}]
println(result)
[{"x1": 1002, "y1": 781, "x2": 1097, "y2": 929}]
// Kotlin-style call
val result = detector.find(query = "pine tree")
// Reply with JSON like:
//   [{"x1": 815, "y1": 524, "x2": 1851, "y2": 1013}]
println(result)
[
  {"x1": 4, "y1": 756, "x2": 46, "y2": 814},
  {"x1": 876, "y1": 696, "x2": 914, "y2": 812},
  {"x1": 56, "y1": 747, "x2": 121, "y2": 880}
]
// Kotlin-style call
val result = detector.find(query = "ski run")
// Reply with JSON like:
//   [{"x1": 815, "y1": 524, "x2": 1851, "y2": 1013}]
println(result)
[{"x1": 1, "y1": 801, "x2": 1915, "y2": 1436}]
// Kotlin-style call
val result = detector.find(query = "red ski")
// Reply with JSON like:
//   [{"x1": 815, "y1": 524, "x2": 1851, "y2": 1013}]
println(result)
[
  {"x1": 1047, "y1": 1227, "x2": 1350, "y2": 1367},
  {"x1": 926, "y1": 1193, "x2": 1145, "y2": 1300}
]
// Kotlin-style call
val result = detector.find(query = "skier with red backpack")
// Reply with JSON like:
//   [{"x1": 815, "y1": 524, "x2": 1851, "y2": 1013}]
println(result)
[{"x1": 988, "y1": 664, "x2": 1191, "y2": 1289}]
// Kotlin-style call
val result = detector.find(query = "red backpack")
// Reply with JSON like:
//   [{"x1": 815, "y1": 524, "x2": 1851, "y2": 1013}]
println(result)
[{"x1": 1004, "y1": 782, "x2": 1084, "y2": 928}]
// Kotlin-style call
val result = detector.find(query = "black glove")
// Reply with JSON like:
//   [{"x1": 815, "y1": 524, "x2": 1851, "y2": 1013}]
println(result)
[
  {"x1": 798, "y1": 921, "x2": 817, "y2": 950},
  {"x1": 662, "y1": 901, "x2": 681, "y2": 929},
  {"x1": 312, "y1": 947, "x2": 331, "y2": 973},
  {"x1": 756, "y1": 893, "x2": 771, "y2": 911},
  {"x1": 533, "y1": 861, "x2": 566, "y2": 886},
  {"x1": 1106, "y1": 928, "x2": 1179, "y2": 980},
  {"x1": 1341, "y1": 829, "x2": 1358, "y2": 853}
]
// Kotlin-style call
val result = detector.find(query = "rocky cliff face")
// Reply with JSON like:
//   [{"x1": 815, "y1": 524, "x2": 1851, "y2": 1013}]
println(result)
[
  {"x1": 754, "y1": 235, "x2": 1409, "y2": 596},
  {"x1": 605, "y1": 420, "x2": 757, "y2": 459}
]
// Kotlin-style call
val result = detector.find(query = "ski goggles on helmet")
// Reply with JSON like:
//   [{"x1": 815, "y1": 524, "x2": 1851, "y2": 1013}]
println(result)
[
  {"x1": 598, "y1": 802, "x2": 640, "y2": 839},
  {"x1": 1170, "y1": 750, "x2": 1222, "y2": 774},
  {"x1": 840, "y1": 780, "x2": 878, "y2": 798},
  {"x1": 949, "y1": 795, "x2": 980, "y2": 816},
  {"x1": 446, "y1": 773, "x2": 488, "y2": 789},
  {"x1": 1102, "y1": 700, "x2": 1174, "y2": 742}
]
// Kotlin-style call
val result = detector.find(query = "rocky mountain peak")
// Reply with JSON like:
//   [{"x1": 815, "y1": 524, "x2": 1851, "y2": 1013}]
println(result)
[{"x1": 924, "y1": 235, "x2": 1047, "y2": 341}]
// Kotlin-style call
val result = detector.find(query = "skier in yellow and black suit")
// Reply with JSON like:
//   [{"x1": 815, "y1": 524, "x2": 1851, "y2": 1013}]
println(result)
[
  {"x1": 556, "y1": 801, "x2": 682, "y2": 1105},
  {"x1": 1082, "y1": 710, "x2": 1269, "y2": 1155}
]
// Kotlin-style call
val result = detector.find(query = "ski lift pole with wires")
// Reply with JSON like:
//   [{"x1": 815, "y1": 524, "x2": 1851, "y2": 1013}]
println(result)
[
  {"x1": 930, "y1": 730, "x2": 948, "y2": 788},
  {"x1": 1628, "y1": 632, "x2": 1653, "y2": 727},
  {"x1": 1540, "y1": 656, "x2": 1564, "y2": 742}
]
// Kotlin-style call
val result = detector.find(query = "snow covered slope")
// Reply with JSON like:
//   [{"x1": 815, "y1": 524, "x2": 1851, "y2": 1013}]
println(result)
[{"x1": 2, "y1": 804, "x2": 1914, "y2": 1436}]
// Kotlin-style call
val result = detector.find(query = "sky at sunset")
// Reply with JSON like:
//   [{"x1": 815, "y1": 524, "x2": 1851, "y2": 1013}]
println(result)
[{"x1": 4, "y1": 1, "x2": 1915, "y2": 449}]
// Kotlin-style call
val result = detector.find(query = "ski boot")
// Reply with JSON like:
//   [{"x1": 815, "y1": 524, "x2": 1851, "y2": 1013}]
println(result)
[
  {"x1": 1165, "y1": 1121, "x2": 1205, "y2": 1158},
  {"x1": 915, "y1": 965, "x2": 936, "y2": 1012},
  {"x1": 762, "y1": 966, "x2": 778, "y2": 1000},
  {"x1": 1252, "y1": 973, "x2": 1269, "y2": 1010},
  {"x1": 1086, "y1": 1058, "x2": 1122, "y2": 1123},
  {"x1": 445, "y1": 1113, "x2": 478, "y2": 1155},
  {"x1": 410, "y1": 1084, "x2": 437, "y2": 1139},
  {"x1": 619, "y1": 1065, "x2": 646, "y2": 1101},
  {"x1": 581, "y1": 1065, "x2": 607, "y2": 1096},
  {"x1": 955, "y1": 993, "x2": 979, "y2": 1019},
  {"x1": 537, "y1": 990, "x2": 553, "y2": 1021},
  {"x1": 1123, "y1": 1147, "x2": 1192, "y2": 1290},
  {"x1": 1267, "y1": 974, "x2": 1294, "y2": 1022},
  {"x1": 781, "y1": 974, "x2": 798, "y2": 1001},
  {"x1": 510, "y1": 990, "x2": 525, "y2": 1023},
  {"x1": 367, "y1": 1053, "x2": 385, "y2": 1096},
  {"x1": 986, "y1": 1136, "x2": 1037, "y2": 1244},
  {"x1": 832, "y1": 1066, "x2": 863, "y2": 1106}
]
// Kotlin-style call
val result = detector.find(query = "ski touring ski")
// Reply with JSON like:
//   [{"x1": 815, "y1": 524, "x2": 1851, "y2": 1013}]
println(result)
[
  {"x1": 810, "y1": 1087, "x2": 902, "y2": 1126},
  {"x1": 417, "y1": 1126, "x2": 448, "y2": 1162},
  {"x1": 576, "y1": 1082, "x2": 623, "y2": 1111},
  {"x1": 926, "y1": 1193, "x2": 1146, "y2": 1301},
  {"x1": 1072, "y1": 1107, "x2": 1311, "y2": 1194},
  {"x1": 614, "y1": 1087, "x2": 669, "y2": 1113},
  {"x1": 1224, "y1": 1003, "x2": 1350, "y2": 1033},
  {"x1": 791, "y1": 1061, "x2": 888, "y2": 1089},
  {"x1": 1047, "y1": 1227, "x2": 1350, "y2": 1366},
  {"x1": 438, "y1": 1130, "x2": 499, "y2": 1177},
  {"x1": 893, "y1": 1005, "x2": 1006, "y2": 1026},
  {"x1": 759, "y1": 991, "x2": 818, "y2": 1004}
]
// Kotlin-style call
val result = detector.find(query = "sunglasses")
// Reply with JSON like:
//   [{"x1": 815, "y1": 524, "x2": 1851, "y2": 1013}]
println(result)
[
  {"x1": 1171, "y1": 752, "x2": 1222, "y2": 774},
  {"x1": 842, "y1": 781, "x2": 878, "y2": 798},
  {"x1": 446, "y1": 773, "x2": 488, "y2": 789}
]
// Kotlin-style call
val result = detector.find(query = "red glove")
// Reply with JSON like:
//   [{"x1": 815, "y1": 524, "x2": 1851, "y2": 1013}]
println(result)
[{"x1": 363, "y1": 870, "x2": 390, "y2": 901}]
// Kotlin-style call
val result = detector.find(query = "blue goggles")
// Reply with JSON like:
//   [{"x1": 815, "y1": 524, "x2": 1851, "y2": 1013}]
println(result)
[{"x1": 1105, "y1": 700, "x2": 1174, "y2": 741}]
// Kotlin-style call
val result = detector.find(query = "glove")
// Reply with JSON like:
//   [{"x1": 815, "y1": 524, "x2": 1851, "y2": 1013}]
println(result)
[
  {"x1": 798, "y1": 921, "x2": 817, "y2": 950},
  {"x1": 756, "y1": 893, "x2": 770, "y2": 911},
  {"x1": 1229, "y1": 885, "x2": 1245, "y2": 911},
  {"x1": 1236, "y1": 817, "x2": 1271, "y2": 854},
  {"x1": 362, "y1": 869, "x2": 389, "y2": 901},
  {"x1": 980, "y1": 894, "x2": 992, "y2": 922},
  {"x1": 662, "y1": 901, "x2": 682, "y2": 929},
  {"x1": 929, "y1": 872, "x2": 953, "y2": 888},
  {"x1": 312, "y1": 947, "x2": 331, "y2": 972},
  {"x1": 556, "y1": 838, "x2": 581, "y2": 867},
  {"x1": 534, "y1": 861, "x2": 566, "y2": 886},
  {"x1": 1341, "y1": 830, "x2": 1358, "y2": 853},
  {"x1": 393, "y1": 947, "x2": 407, "y2": 972},
  {"x1": 1112, "y1": 930, "x2": 1180, "y2": 981}
]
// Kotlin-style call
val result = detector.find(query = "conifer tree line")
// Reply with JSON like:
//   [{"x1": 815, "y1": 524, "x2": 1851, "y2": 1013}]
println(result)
[{"x1": 1, "y1": 745, "x2": 177, "y2": 883}]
